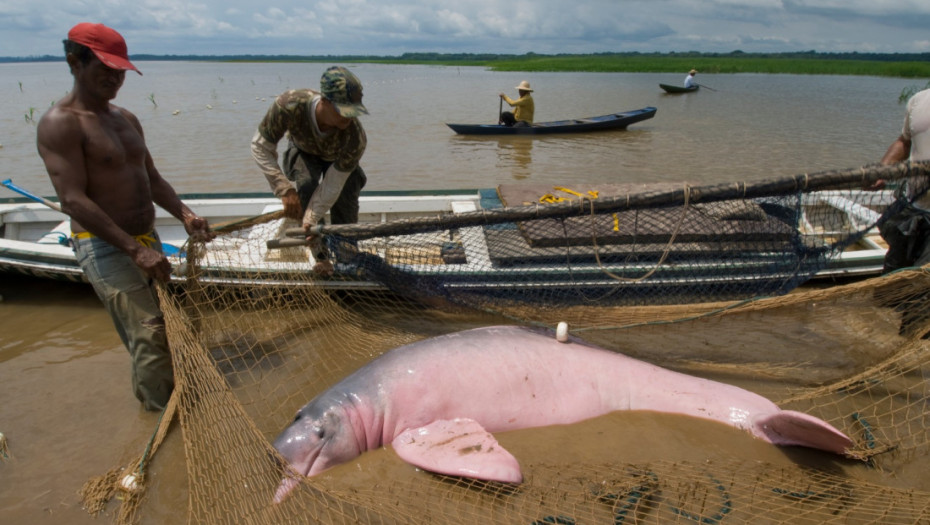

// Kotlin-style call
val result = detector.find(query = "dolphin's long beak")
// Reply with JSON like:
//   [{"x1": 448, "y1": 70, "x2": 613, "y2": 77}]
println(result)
[
  {"x1": 273, "y1": 474, "x2": 301, "y2": 504},
  {"x1": 270, "y1": 442, "x2": 321, "y2": 504}
]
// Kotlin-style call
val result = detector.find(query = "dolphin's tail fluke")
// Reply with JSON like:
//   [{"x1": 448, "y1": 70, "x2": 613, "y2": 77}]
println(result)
[{"x1": 754, "y1": 410, "x2": 854, "y2": 455}]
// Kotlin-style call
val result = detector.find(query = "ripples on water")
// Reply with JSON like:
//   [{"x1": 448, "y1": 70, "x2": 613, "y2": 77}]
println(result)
[{"x1": 0, "y1": 62, "x2": 915, "y2": 197}]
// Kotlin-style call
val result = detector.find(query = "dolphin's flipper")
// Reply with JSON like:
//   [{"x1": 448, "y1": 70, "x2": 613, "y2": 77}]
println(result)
[
  {"x1": 391, "y1": 418, "x2": 523, "y2": 483},
  {"x1": 755, "y1": 410, "x2": 854, "y2": 455}
]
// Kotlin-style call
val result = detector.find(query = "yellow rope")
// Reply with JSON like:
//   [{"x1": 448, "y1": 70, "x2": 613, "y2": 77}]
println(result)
[{"x1": 543, "y1": 186, "x2": 618, "y2": 230}]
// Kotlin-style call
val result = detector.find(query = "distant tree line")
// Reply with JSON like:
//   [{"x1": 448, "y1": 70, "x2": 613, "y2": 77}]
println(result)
[{"x1": 4, "y1": 50, "x2": 930, "y2": 64}]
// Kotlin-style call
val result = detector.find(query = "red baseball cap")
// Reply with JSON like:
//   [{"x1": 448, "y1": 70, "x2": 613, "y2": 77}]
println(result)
[{"x1": 67, "y1": 23, "x2": 141, "y2": 75}]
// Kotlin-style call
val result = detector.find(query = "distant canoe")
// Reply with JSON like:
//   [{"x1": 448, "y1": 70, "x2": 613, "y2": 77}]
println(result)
[
  {"x1": 445, "y1": 106, "x2": 657, "y2": 136},
  {"x1": 660, "y1": 83, "x2": 699, "y2": 94}
]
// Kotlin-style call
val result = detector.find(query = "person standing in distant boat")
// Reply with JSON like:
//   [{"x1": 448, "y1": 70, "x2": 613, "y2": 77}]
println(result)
[
  {"x1": 684, "y1": 69, "x2": 698, "y2": 89},
  {"x1": 36, "y1": 23, "x2": 214, "y2": 411},
  {"x1": 499, "y1": 81, "x2": 535, "y2": 127}
]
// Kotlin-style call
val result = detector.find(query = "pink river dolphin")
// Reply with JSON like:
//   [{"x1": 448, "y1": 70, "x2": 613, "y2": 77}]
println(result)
[{"x1": 272, "y1": 325, "x2": 852, "y2": 502}]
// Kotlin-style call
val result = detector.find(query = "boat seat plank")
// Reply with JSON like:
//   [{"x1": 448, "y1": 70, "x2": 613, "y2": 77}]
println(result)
[
  {"x1": 517, "y1": 210, "x2": 795, "y2": 247},
  {"x1": 495, "y1": 183, "x2": 796, "y2": 248},
  {"x1": 483, "y1": 228, "x2": 796, "y2": 266}
]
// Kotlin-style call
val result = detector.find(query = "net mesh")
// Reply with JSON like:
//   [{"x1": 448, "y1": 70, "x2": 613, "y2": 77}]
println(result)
[{"x1": 87, "y1": 162, "x2": 930, "y2": 524}]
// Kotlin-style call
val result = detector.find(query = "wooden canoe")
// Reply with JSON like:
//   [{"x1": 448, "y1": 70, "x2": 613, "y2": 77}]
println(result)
[
  {"x1": 660, "y1": 83, "x2": 699, "y2": 94},
  {"x1": 445, "y1": 107, "x2": 657, "y2": 135}
]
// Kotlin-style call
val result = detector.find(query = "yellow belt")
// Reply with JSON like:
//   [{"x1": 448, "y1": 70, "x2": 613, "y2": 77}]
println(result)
[{"x1": 72, "y1": 231, "x2": 159, "y2": 248}]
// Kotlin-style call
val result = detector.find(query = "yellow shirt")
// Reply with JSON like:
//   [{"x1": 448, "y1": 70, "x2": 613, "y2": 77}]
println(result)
[{"x1": 502, "y1": 93, "x2": 535, "y2": 124}]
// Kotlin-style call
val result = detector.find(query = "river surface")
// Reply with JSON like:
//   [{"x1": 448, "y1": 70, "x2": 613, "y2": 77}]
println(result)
[
  {"x1": 0, "y1": 62, "x2": 923, "y2": 524},
  {"x1": 0, "y1": 61, "x2": 915, "y2": 196}
]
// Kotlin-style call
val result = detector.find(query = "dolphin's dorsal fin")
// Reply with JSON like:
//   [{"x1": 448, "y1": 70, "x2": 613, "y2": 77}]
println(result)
[
  {"x1": 755, "y1": 410, "x2": 854, "y2": 455},
  {"x1": 391, "y1": 418, "x2": 523, "y2": 483}
]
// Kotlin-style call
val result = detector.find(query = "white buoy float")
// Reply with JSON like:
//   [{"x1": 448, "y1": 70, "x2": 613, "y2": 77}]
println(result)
[
  {"x1": 119, "y1": 472, "x2": 142, "y2": 493},
  {"x1": 556, "y1": 322, "x2": 569, "y2": 343}
]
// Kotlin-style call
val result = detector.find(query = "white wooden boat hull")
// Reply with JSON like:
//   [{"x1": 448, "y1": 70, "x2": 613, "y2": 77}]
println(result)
[{"x1": 0, "y1": 190, "x2": 891, "y2": 294}]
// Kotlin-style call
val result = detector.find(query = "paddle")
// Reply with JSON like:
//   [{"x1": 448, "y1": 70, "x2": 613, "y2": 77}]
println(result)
[
  {"x1": 498, "y1": 97, "x2": 503, "y2": 125},
  {"x1": 1, "y1": 178, "x2": 183, "y2": 256},
  {"x1": 696, "y1": 83, "x2": 717, "y2": 92},
  {"x1": 2, "y1": 178, "x2": 62, "y2": 212}
]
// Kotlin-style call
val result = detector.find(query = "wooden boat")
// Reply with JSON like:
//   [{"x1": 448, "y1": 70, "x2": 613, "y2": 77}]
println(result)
[
  {"x1": 0, "y1": 185, "x2": 891, "y2": 297},
  {"x1": 660, "y1": 83, "x2": 699, "y2": 94},
  {"x1": 445, "y1": 107, "x2": 657, "y2": 135},
  {"x1": 0, "y1": 190, "x2": 480, "y2": 287}
]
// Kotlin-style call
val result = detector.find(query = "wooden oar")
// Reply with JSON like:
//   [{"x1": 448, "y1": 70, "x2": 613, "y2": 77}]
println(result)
[
  {"x1": 267, "y1": 237, "x2": 309, "y2": 249},
  {"x1": 697, "y1": 83, "x2": 717, "y2": 92},
  {"x1": 211, "y1": 209, "x2": 285, "y2": 234},
  {"x1": 1, "y1": 179, "x2": 62, "y2": 212}
]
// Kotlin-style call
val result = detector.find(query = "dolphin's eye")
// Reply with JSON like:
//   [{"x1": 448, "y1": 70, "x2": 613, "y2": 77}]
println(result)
[
  {"x1": 293, "y1": 413, "x2": 302, "y2": 423},
  {"x1": 315, "y1": 427, "x2": 325, "y2": 439}
]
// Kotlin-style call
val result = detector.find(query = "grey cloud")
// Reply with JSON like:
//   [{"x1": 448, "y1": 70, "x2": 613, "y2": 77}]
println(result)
[{"x1": 3, "y1": 0, "x2": 930, "y2": 57}]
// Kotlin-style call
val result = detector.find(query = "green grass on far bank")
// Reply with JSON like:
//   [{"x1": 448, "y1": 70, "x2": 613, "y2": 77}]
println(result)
[
  {"x1": 480, "y1": 54, "x2": 930, "y2": 78},
  {"x1": 357, "y1": 52, "x2": 930, "y2": 79},
  {"x1": 363, "y1": 52, "x2": 930, "y2": 100},
  {"x1": 14, "y1": 50, "x2": 927, "y2": 79}
]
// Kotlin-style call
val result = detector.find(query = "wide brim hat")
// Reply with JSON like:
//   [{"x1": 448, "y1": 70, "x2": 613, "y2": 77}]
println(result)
[
  {"x1": 515, "y1": 80, "x2": 534, "y2": 92},
  {"x1": 689, "y1": 69, "x2": 698, "y2": 74},
  {"x1": 67, "y1": 22, "x2": 141, "y2": 75}
]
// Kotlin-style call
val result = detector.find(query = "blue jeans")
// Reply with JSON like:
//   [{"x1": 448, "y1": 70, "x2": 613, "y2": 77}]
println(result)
[{"x1": 72, "y1": 233, "x2": 174, "y2": 410}]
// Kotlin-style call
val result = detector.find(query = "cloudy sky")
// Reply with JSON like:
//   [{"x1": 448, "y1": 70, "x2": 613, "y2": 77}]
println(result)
[{"x1": 2, "y1": 0, "x2": 929, "y2": 58}]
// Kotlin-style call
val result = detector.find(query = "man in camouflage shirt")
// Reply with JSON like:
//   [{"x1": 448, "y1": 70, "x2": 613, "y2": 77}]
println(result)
[{"x1": 251, "y1": 66, "x2": 368, "y2": 275}]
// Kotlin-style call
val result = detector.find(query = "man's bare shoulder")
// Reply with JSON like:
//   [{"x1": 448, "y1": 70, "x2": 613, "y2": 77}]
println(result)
[
  {"x1": 37, "y1": 102, "x2": 82, "y2": 146},
  {"x1": 38, "y1": 101, "x2": 140, "y2": 138}
]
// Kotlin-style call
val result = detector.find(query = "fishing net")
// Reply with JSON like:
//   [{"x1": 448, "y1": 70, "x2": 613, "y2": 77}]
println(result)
[{"x1": 84, "y1": 162, "x2": 930, "y2": 524}]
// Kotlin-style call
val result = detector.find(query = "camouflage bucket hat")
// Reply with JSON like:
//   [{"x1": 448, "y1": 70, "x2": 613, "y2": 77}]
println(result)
[{"x1": 320, "y1": 66, "x2": 368, "y2": 118}]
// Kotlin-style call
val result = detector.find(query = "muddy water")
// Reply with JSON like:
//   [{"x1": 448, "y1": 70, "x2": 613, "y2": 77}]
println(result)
[
  {"x1": 1, "y1": 273, "x2": 928, "y2": 524},
  {"x1": 0, "y1": 62, "x2": 913, "y2": 198},
  {"x1": 0, "y1": 275, "x2": 184, "y2": 523}
]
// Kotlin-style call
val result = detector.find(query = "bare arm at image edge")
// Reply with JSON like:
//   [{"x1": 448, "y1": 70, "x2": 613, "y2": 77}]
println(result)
[{"x1": 881, "y1": 135, "x2": 911, "y2": 165}]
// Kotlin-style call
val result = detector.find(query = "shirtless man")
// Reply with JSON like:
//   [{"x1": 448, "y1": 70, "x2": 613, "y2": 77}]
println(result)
[{"x1": 36, "y1": 23, "x2": 213, "y2": 410}]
